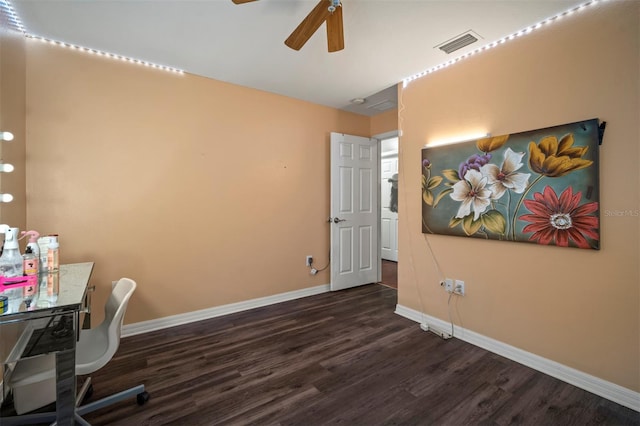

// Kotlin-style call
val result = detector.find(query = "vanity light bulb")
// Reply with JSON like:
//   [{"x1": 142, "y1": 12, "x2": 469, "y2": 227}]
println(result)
[
  {"x1": 0, "y1": 163, "x2": 14, "y2": 172},
  {"x1": 0, "y1": 193, "x2": 14, "y2": 203},
  {"x1": 0, "y1": 131, "x2": 14, "y2": 141}
]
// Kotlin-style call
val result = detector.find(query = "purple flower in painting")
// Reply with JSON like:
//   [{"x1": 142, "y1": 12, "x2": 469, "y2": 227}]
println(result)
[
  {"x1": 422, "y1": 158, "x2": 431, "y2": 169},
  {"x1": 458, "y1": 153, "x2": 492, "y2": 181}
]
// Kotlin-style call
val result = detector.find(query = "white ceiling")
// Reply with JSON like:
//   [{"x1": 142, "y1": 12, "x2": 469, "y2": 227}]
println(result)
[{"x1": 12, "y1": 0, "x2": 584, "y2": 116}]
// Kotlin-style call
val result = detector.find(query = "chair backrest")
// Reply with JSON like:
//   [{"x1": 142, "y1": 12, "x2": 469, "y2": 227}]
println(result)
[
  {"x1": 75, "y1": 278, "x2": 136, "y2": 375},
  {"x1": 105, "y1": 277, "x2": 136, "y2": 347}
]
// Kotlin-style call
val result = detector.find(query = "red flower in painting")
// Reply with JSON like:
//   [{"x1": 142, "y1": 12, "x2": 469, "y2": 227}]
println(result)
[{"x1": 519, "y1": 186, "x2": 599, "y2": 248}]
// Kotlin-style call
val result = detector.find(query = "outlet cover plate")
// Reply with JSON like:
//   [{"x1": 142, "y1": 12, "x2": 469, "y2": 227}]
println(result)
[{"x1": 444, "y1": 278, "x2": 454, "y2": 292}]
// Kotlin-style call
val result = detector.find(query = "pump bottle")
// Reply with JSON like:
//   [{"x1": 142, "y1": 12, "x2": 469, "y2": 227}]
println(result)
[
  {"x1": 0, "y1": 227, "x2": 23, "y2": 277},
  {"x1": 21, "y1": 230, "x2": 40, "y2": 260}
]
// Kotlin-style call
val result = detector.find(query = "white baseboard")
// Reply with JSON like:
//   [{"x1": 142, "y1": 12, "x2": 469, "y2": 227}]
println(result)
[
  {"x1": 122, "y1": 284, "x2": 331, "y2": 338},
  {"x1": 395, "y1": 304, "x2": 640, "y2": 412}
]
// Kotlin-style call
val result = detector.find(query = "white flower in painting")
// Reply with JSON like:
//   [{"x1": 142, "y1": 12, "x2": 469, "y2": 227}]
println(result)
[
  {"x1": 481, "y1": 148, "x2": 531, "y2": 200},
  {"x1": 450, "y1": 169, "x2": 492, "y2": 220}
]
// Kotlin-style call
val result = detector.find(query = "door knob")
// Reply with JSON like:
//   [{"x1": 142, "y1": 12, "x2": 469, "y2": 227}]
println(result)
[{"x1": 333, "y1": 217, "x2": 346, "y2": 223}]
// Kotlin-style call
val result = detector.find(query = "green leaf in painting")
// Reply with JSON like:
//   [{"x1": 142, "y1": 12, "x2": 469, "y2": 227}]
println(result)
[
  {"x1": 442, "y1": 169, "x2": 460, "y2": 182},
  {"x1": 449, "y1": 216, "x2": 463, "y2": 228},
  {"x1": 423, "y1": 190, "x2": 434, "y2": 205},
  {"x1": 482, "y1": 210, "x2": 506, "y2": 235},
  {"x1": 433, "y1": 188, "x2": 453, "y2": 208},
  {"x1": 427, "y1": 175, "x2": 443, "y2": 190},
  {"x1": 462, "y1": 215, "x2": 483, "y2": 236}
]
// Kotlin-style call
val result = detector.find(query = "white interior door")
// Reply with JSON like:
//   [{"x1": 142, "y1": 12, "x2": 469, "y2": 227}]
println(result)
[
  {"x1": 381, "y1": 153, "x2": 398, "y2": 262},
  {"x1": 330, "y1": 133, "x2": 379, "y2": 291}
]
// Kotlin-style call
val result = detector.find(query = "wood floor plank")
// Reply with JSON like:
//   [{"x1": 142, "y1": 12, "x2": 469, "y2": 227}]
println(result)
[{"x1": 4, "y1": 284, "x2": 636, "y2": 425}]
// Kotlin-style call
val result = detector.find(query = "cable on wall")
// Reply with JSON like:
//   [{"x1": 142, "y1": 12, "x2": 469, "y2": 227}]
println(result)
[{"x1": 396, "y1": 73, "x2": 461, "y2": 340}]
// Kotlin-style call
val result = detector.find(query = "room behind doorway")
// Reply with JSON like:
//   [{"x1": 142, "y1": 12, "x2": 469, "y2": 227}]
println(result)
[{"x1": 380, "y1": 136, "x2": 398, "y2": 289}]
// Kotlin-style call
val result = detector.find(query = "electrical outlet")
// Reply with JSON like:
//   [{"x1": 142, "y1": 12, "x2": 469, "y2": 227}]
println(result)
[
  {"x1": 306, "y1": 255, "x2": 313, "y2": 267},
  {"x1": 454, "y1": 280, "x2": 465, "y2": 296},
  {"x1": 443, "y1": 278, "x2": 454, "y2": 293}
]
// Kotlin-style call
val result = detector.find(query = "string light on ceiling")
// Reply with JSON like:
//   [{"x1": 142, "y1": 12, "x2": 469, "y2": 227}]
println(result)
[
  {"x1": 0, "y1": 0, "x2": 25, "y2": 32},
  {"x1": 402, "y1": 0, "x2": 607, "y2": 88},
  {"x1": 2, "y1": 0, "x2": 183, "y2": 75},
  {"x1": 26, "y1": 35, "x2": 184, "y2": 74}
]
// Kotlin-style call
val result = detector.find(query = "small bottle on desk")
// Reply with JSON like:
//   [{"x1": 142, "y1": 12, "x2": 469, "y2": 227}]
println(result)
[
  {"x1": 47, "y1": 240, "x2": 59, "y2": 272},
  {"x1": 22, "y1": 246, "x2": 38, "y2": 299},
  {"x1": 47, "y1": 271, "x2": 59, "y2": 296}
]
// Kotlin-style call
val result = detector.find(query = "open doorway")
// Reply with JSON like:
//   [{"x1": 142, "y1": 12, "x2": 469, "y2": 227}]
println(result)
[{"x1": 379, "y1": 135, "x2": 398, "y2": 288}]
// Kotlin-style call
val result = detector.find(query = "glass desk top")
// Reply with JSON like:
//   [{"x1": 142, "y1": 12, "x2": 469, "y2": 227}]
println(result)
[{"x1": 0, "y1": 262, "x2": 94, "y2": 325}]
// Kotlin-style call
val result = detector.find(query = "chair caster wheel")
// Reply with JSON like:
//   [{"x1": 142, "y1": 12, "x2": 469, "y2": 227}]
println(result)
[{"x1": 137, "y1": 391, "x2": 150, "y2": 405}]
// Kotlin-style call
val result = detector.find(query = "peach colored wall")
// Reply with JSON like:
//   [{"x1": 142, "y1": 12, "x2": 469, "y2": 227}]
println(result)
[
  {"x1": 25, "y1": 42, "x2": 370, "y2": 326},
  {"x1": 370, "y1": 105, "x2": 398, "y2": 136},
  {"x1": 0, "y1": 12, "x2": 27, "y2": 377},
  {"x1": 0, "y1": 17, "x2": 26, "y2": 229},
  {"x1": 398, "y1": 1, "x2": 639, "y2": 392}
]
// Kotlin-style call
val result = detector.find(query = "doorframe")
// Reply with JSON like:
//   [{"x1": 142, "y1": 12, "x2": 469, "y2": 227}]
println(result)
[{"x1": 372, "y1": 129, "x2": 400, "y2": 284}]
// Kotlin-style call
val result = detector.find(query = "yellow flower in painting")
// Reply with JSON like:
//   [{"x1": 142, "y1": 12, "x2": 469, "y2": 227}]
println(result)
[
  {"x1": 528, "y1": 133, "x2": 592, "y2": 177},
  {"x1": 476, "y1": 135, "x2": 509, "y2": 153}
]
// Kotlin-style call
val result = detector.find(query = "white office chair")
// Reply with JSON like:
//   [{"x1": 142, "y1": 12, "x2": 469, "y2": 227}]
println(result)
[{"x1": 7, "y1": 277, "x2": 149, "y2": 420}]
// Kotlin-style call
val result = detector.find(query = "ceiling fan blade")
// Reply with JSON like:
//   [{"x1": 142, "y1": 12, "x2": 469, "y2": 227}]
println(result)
[
  {"x1": 285, "y1": 0, "x2": 332, "y2": 51},
  {"x1": 231, "y1": 0, "x2": 257, "y2": 4},
  {"x1": 326, "y1": 5, "x2": 344, "y2": 52}
]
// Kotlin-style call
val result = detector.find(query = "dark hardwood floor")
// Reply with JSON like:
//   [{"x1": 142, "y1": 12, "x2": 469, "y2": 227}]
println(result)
[
  {"x1": 380, "y1": 260, "x2": 398, "y2": 289},
  {"x1": 10, "y1": 285, "x2": 639, "y2": 425}
]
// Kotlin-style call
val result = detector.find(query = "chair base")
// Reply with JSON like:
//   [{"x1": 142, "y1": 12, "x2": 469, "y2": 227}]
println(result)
[{"x1": 0, "y1": 383, "x2": 148, "y2": 426}]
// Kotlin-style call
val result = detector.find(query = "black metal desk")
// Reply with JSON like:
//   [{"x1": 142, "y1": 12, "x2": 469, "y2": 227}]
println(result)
[{"x1": 1, "y1": 262, "x2": 94, "y2": 426}]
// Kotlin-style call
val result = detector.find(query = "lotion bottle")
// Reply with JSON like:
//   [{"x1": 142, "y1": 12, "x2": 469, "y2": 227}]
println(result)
[{"x1": 22, "y1": 246, "x2": 38, "y2": 298}]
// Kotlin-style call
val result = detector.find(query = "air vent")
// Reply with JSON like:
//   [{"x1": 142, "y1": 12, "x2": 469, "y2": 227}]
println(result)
[
  {"x1": 366, "y1": 100, "x2": 397, "y2": 112},
  {"x1": 437, "y1": 31, "x2": 480, "y2": 54}
]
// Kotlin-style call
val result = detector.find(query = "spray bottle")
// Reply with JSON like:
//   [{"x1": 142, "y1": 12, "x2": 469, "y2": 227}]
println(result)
[
  {"x1": 21, "y1": 230, "x2": 40, "y2": 260},
  {"x1": 0, "y1": 226, "x2": 23, "y2": 277}
]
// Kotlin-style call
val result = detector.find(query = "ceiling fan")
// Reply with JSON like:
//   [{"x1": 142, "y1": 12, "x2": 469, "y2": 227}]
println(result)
[{"x1": 231, "y1": 0, "x2": 344, "y2": 52}]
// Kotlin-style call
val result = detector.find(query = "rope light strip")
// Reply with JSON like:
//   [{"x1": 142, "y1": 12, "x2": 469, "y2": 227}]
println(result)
[
  {"x1": 0, "y1": 0, "x2": 25, "y2": 33},
  {"x1": 402, "y1": 0, "x2": 606, "y2": 88},
  {"x1": 1, "y1": 0, "x2": 183, "y2": 75},
  {"x1": 4, "y1": 0, "x2": 604, "y2": 82},
  {"x1": 26, "y1": 35, "x2": 184, "y2": 74}
]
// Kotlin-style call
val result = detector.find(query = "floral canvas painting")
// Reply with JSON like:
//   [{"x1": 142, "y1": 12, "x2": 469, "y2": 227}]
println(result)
[{"x1": 422, "y1": 119, "x2": 600, "y2": 250}]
